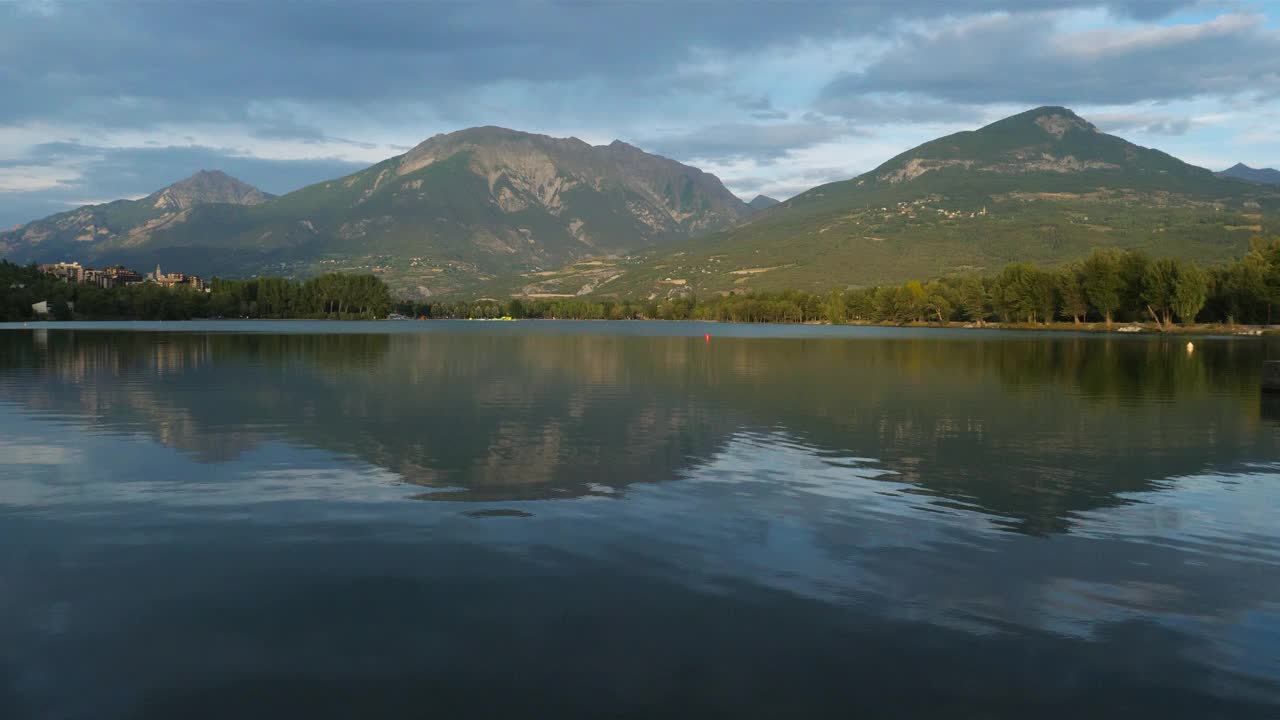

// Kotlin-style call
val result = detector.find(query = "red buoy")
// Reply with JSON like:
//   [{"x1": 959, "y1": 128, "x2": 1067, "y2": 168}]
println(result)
[{"x1": 705, "y1": 333, "x2": 711, "y2": 343}]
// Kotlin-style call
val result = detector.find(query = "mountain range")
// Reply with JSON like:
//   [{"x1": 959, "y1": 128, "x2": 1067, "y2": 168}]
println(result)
[
  {"x1": 509, "y1": 107, "x2": 1280, "y2": 299},
  {"x1": 1, "y1": 128, "x2": 749, "y2": 296},
  {"x1": 3, "y1": 108, "x2": 1277, "y2": 298}
]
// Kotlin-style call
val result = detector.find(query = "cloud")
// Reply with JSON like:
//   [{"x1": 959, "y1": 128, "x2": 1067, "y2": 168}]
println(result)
[
  {"x1": 641, "y1": 119, "x2": 868, "y2": 163},
  {"x1": 1089, "y1": 111, "x2": 1194, "y2": 136},
  {"x1": 814, "y1": 93, "x2": 987, "y2": 124},
  {"x1": 723, "y1": 166, "x2": 855, "y2": 202},
  {"x1": 0, "y1": 164, "x2": 81, "y2": 192},
  {"x1": 0, "y1": 3, "x2": 853, "y2": 129},
  {"x1": 824, "y1": 12, "x2": 1280, "y2": 106},
  {"x1": 0, "y1": 2, "x2": 1201, "y2": 129}
]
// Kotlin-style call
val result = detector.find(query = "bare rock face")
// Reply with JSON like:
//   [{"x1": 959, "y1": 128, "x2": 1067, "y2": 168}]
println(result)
[
  {"x1": 396, "y1": 127, "x2": 747, "y2": 237},
  {"x1": 1034, "y1": 112, "x2": 1097, "y2": 139}
]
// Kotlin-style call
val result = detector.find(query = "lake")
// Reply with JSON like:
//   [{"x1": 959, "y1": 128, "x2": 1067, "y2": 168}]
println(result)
[{"x1": 1, "y1": 320, "x2": 1278, "y2": 718}]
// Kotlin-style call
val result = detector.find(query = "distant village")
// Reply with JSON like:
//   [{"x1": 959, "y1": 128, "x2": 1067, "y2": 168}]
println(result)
[{"x1": 37, "y1": 261, "x2": 209, "y2": 292}]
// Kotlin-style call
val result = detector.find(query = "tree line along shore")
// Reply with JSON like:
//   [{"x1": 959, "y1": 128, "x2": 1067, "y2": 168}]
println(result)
[
  {"x1": 4, "y1": 237, "x2": 1278, "y2": 330},
  {"x1": 405, "y1": 237, "x2": 1280, "y2": 330},
  {"x1": 0, "y1": 263, "x2": 392, "y2": 321}
]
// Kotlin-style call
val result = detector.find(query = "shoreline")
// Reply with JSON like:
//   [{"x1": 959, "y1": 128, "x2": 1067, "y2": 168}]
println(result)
[
  {"x1": 5, "y1": 316, "x2": 1278, "y2": 337},
  {"x1": 833, "y1": 319, "x2": 1278, "y2": 336}
]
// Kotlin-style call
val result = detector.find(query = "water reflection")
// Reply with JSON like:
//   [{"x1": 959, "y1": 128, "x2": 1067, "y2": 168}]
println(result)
[
  {"x1": 0, "y1": 324, "x2": 1278, "y2": 718},
  {"x1": 0, "y1": 328, "x2": 1275, "y2": 534}
]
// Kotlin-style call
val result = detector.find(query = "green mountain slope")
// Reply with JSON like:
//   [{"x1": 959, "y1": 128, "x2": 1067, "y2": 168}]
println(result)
[
  {"x1": 1, "y1": 128, "x2": 749, "y2": 296},
  {"x1": 521, "y1": 107, "x2": 1279, "y2": 300}
]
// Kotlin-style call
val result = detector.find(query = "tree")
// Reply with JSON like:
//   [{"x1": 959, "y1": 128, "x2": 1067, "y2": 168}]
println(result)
[
  {"x1": 1081, "y1": 249, "x2": 1124, "y2": 325},
  {"x1": 844, "y1": 288, "x2": 875, "y2": 321},
  {"x1": 958, "y1": 277, "x2": 991, "y2": 325},
  {"x1": 1142, "y1": 258, "x2": 1180, "y2": 327},
  {"x1": 873, "y1": 285, "x2": 902, "y2": 322},
  {"x1": 824, "y1": 289, "x2": 847, "y2": 325},
  {"x1": 1172, "y1": 262, "x2": 1209, "y2": 325},
  {"x1": 995, "y1": 263, "x2": 1055, "y2": 323},
  {"x1": 904, "y1": 280, "x2": 928, "y2": 322},
  {"x1": 1057, "y1": 265, "x2": 1089, "y2": 324},
  {"x1": 1245, "y1": 235, "x2": 1280, "y2": 324},
  {"x1": 1118, "y1": 250, "x2": 1150, "y2": 321},
  {"x1": 922, "y1": 281, "x2": 954, "y2": 324},
  {"x1": 1207, "y1": 262, "x2": 1266, "y2": 324}
]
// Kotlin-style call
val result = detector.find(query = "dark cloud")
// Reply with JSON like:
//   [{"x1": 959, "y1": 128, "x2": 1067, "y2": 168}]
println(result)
[
  {"x1": 823, "y1": 13, "x2": 1280, "y2": 106},
  {"x1": 0, "y1": 143, "x2": 368, "y2": 227},
  {"x1": 0, "y1": 1, "x2": 1198, "y2": 130}
]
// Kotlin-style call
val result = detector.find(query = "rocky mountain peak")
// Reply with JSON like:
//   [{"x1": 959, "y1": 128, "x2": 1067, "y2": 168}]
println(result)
[
  {"x1": 868, "y1": 105, "x2": 1192, "y2": 185},
  {"x1": 391, "y1": 126, "x2": 746, "y2": 224},
  {"x1": 1031, "y1": 110, "x2": 1097, "y2": 138},
  {"x1": 148, "y1": 170, "x2": 271, "y2": 211}
]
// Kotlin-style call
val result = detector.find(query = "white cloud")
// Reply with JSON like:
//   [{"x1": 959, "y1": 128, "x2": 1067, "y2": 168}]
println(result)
[
  {"x1": 1059, "y1": 13, "x2": 1265, "y2": 58},
  {"x1": 0, "y1": 163, "x2": 82, "y2": 192}
]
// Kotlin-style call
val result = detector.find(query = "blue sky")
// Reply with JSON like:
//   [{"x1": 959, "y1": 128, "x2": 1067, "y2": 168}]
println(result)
[{"x1": 2, "y1": 0, "x2": 1279, "y2": 228}]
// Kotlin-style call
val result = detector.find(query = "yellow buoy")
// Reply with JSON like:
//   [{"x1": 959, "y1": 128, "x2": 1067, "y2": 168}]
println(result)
[{"x1": 1186, "y1": 341, "x2": 1195, "y2": 354}]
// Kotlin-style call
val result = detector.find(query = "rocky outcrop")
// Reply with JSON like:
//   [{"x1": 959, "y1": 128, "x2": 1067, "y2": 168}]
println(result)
[
  {"x1": 395, "y1": 127, "x2": 748, "y2": 236},
  {"x1": 147, "y1": 170, "x2": 271, "y2": 211}
]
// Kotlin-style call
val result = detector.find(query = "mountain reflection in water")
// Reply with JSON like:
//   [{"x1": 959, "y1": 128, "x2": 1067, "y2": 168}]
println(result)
[{"x1": 0, "y1": 322, "x2": 1277, "y2": 719}]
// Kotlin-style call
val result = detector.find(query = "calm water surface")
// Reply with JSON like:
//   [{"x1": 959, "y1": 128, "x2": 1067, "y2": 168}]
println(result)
[{"x1": 1, "y1": 320, "x2": 1278, "y2": 718}]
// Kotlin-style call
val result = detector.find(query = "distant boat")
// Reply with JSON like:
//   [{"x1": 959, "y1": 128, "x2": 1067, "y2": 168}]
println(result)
[
  {"x1": 386, "y1": 313, "x2": 410, "y2": 321},
  {"x1": 1116, "y1": 325, "x2": 1143, "y2": 333}
]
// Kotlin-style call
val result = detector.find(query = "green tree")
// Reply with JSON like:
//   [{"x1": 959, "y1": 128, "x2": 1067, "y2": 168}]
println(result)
[
  {"x1": 1171, "y1": 261, "x2": 1209, "y2": 325},
  {"x1": 1246, "y1": 235, "x2": 1280, "y2": 324},
  {"x1": 824, "y1": 289, "x2": 847, "y2": 325},
  {"x1": 904, "y1": 280, "x2": 928, "y2": 322},
  {"x1": 958, "y1": 277, "x2": 991, "y2": 325},
  {"x1": 1118, "y1": 250, "x2": 1150, "y2": 321},
  {"x1": 844, "y1": 288, "x2": 875, "y2": 321},
  {"x1": 922, "y1": 281, "x2": 953, "y2": 324},
  {"x1": 1057, "y1": 265, "x2": 1089, "y2": 324},
  {"x1": 995, "y1": 263, "x2": 1055, "y2": 323},
  {"x1": 1142, "y1": 257, "x2": 1180, "y2": 327},
  {"x1": 1081, "y1": 249, "x2": 1124, "y2": 325}
]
